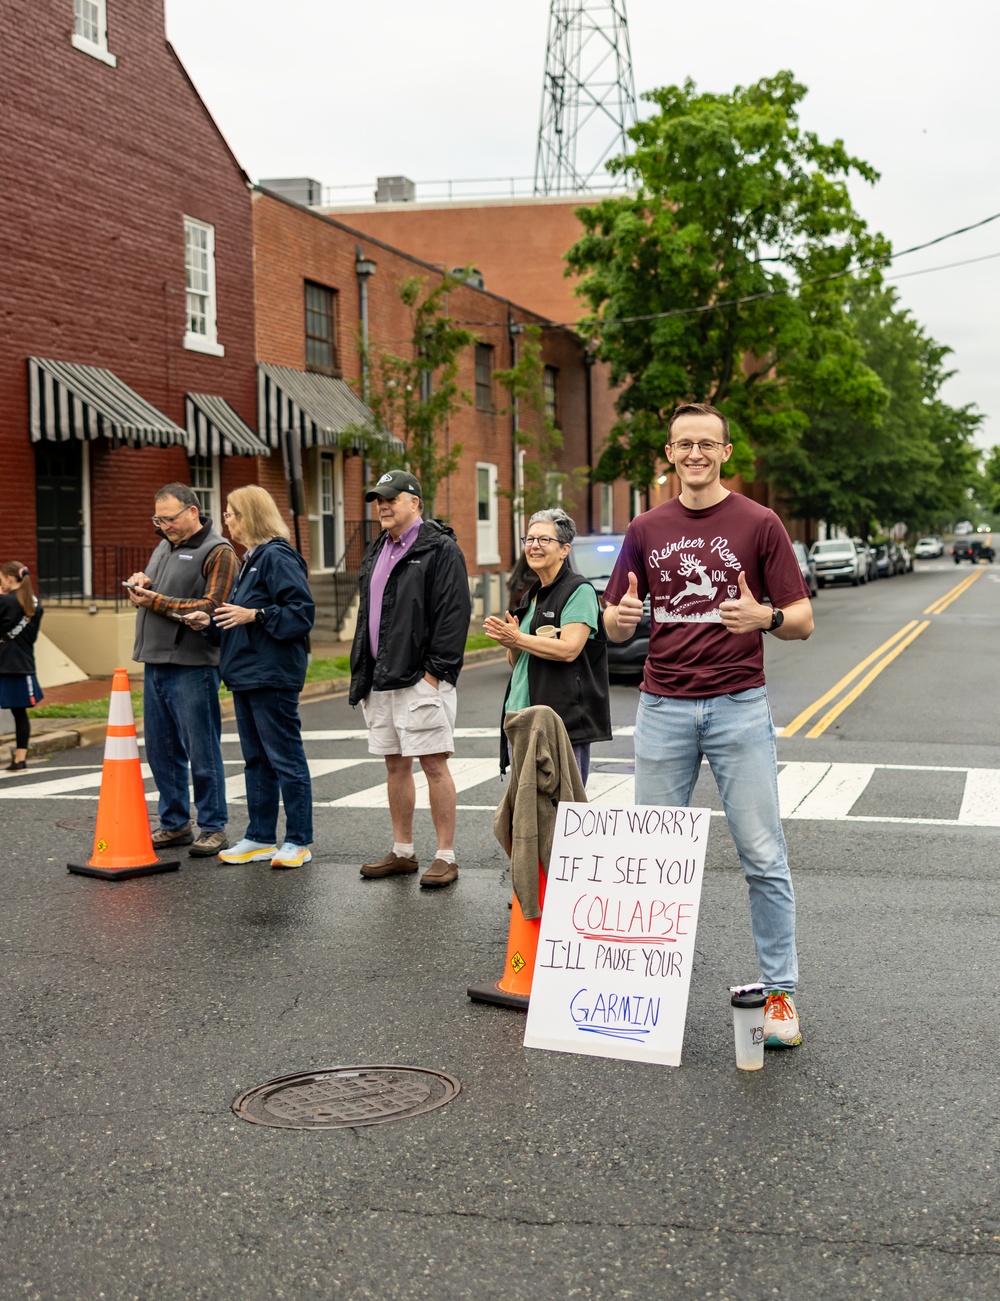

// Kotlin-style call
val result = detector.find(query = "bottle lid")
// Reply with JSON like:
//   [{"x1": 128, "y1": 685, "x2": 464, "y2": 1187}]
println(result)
[{"x1": 730, "y1": 990, "x2": 767, "y2": 1009}]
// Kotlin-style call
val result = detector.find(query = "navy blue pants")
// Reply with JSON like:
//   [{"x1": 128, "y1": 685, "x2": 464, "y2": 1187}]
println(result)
[{"x1": 232, "y1": 688, "x2": 313, "y2": 846}]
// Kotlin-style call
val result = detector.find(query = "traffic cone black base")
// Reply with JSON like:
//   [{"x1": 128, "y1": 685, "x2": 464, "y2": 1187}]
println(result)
[
  {"x1": 68, "y1": 858, "x2": 180, "y2": 880},
  {"x1": 467, "y1": 981, "x2": 529, "y2": 1011}
]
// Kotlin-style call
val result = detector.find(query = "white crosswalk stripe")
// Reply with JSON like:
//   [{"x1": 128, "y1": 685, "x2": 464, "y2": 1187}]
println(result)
[{"x1": 2, "y1": 748, "x2": 997, "y2": 826}]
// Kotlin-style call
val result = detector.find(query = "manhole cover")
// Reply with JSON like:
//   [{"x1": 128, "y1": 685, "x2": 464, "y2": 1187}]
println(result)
[
  {"x1": 231, "y1": 1066, "x2": 461, "y2": 1129},
  {"x1": 56, "y1": 815, "x2": 96, "y2": 831}
]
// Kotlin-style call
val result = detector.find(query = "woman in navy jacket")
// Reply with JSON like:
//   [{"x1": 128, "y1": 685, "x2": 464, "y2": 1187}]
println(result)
[{"x1": 187, "y1": 486, "x2": 315, "y2": 869}]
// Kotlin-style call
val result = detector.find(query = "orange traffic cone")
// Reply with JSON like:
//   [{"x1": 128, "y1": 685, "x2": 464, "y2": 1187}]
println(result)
[
  {"x1": 68, "y1": 668, "x2": 180, "y2": 880},
  {"x1": 468, "y1": 863, "x2": 548, "y2": 1009}
]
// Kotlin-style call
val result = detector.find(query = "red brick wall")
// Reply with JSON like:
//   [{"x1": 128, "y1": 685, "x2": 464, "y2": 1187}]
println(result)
[
  {"x1": 0, "y1": 0, "x2": 256, "y2": 566},
  {"x1": 255, "y1": 192, "x2": 609, "y2": 573}
]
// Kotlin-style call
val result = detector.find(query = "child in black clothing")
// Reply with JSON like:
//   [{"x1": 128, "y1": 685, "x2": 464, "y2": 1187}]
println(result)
[{"x1": 0, "y1": 562, "x2": 44, "y2": 771}]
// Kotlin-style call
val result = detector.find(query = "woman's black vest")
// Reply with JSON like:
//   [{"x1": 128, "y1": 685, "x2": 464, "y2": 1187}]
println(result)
[{"x1": 499, "y1": 561, "x2": 611, "y2": 771}]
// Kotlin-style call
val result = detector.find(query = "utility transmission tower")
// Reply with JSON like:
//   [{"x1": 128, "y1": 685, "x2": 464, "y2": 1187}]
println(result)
[{"x1": 534, "y1": 0, "x2": 637, "y2": 195}]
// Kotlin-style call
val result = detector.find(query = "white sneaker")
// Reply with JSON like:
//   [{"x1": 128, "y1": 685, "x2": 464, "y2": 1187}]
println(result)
[
  {"x1": 271, "y1": 842, "x2": 312, "y2": 869},
  {"x1": 218, "y1": 838, "x2": 278, "y2": 864},
  {"x1": 764, "y1": 991, "x2": 802, "y2": 1047}
]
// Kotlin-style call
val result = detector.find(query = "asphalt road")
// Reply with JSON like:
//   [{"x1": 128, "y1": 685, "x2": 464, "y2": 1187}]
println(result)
[{"x1": 1, "y1": 558, "x2": 998, "y2": 1299}]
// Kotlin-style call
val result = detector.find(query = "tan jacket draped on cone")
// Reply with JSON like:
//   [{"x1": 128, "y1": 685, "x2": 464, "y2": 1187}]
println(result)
[{"x1": 493, "y1": 705, "x2": 587, "y2": 919}]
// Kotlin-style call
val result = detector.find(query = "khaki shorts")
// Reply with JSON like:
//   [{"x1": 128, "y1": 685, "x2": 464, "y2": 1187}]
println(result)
[{"x1": 362, "y1": 679, "x2": 458, "y2": 757}]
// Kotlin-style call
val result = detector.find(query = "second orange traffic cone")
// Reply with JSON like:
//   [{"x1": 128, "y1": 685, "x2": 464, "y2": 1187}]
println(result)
[
  {"x1": 68, "y1": 668, "x2": 180, "y2": 881},
  {"x1": 468, "y1": 862, "x2": 548, "y2": 1010}
]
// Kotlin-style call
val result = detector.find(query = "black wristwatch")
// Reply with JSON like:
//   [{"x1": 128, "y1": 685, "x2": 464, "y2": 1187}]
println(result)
[
  {"x1": 769, "y1": 607, "x2": 784, "y2": 632},
  {"x1": 255, "y1": 608, "x2": 266, "y2": 625}
]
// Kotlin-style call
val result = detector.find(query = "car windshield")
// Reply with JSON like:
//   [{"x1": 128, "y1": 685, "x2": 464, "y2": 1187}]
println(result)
[
  {"x1": 572, "y1": 538, "x2": 623, "y2": 581},
  {"x1": 811, "y1": 542, "x2": 853, "y2": 555}
]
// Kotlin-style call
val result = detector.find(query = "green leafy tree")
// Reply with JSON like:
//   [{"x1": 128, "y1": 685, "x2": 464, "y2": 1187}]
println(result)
[
  {"x1": 766, "y1": 280, "x2": 981, "y2": 536},
  {"x1": 565, "y1": 71, "x2": 889, "y2": 488},
  {"x1": 981, "y1": 445, "x2": 1000, "y2": 518},
  {"x1": 350, "y1": 273, "x2": 476, "y2": 519},
  {"x1": 493, "y1": 325, "x2": 589, "y2": 519}
]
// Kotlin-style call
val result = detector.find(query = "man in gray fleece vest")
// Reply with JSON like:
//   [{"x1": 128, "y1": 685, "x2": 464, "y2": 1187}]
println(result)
[{"x1": 127, "y1": 483, "x2": 239, "y2": 857}]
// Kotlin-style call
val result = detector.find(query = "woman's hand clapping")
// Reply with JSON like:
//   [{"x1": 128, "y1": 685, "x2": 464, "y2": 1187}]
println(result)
[{"x1": 483, "y1": 610, "x2": 520, "y2": 648}]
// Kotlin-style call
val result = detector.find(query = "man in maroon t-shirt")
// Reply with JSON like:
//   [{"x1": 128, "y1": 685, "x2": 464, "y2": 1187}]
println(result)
[{"x1": 604, "y1": 403, "x2": 813, "y2": 1048}]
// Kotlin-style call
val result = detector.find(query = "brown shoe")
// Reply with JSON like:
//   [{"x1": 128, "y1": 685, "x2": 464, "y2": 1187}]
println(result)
[
  {"x1": 152, "y1": 822, "x2": 194, "y2": 848},
  {"x1": 420, "y1": 857, "x2": 458, "y2": 889},
  {"x1": 360, "y1": 851, "x2": 419, "y2": 879},
  {"x1": 189, "y1": 829, "x2": 229, "y2": 857}
]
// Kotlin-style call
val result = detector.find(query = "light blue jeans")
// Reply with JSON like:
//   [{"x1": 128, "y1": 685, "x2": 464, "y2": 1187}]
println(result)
[{"x1": 634, "y1": 687, "x2": 797, "y2": 993}]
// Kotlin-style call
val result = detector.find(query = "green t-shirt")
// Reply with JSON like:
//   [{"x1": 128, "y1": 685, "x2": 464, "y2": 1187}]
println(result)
[{"x1": 506, "y1": 585, "x2": 600, "y2": 713}]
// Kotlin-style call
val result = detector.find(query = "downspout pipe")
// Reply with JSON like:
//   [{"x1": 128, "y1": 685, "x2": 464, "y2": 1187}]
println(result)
[
  {"x1": 355, "y1": 246, "x2": 377, "y2": 490},
  {"x1": 508, "y1": 310, "x2": 524, "y2": 557}
]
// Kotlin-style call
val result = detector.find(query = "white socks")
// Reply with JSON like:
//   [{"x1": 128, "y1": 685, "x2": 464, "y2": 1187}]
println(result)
[
  {"x1": 435, "y1": 848, "x2": 456, "y2": 864},
  {"x1": 393, "y1": 842, "x2": 415, "y2": 858}
]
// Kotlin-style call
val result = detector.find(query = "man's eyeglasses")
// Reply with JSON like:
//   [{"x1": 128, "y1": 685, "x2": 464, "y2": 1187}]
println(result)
[
  {"x1": 151, "y1": 507, "x2": 195, "y2": 527},
  {"x1": 521, "y1": 535, "x2": 561, "y2": 548},
  {"x1": 668, "y1": 439, "x2": 728, "y2": 453}
]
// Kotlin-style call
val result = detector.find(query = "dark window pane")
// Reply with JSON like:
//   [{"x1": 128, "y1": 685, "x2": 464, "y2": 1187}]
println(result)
[
  {"x1": 305, "y1": 281, "x2": 337, "y2": 373},
  {"x1": 475, "y1": 344, "x2": 493, "y2": 410}
]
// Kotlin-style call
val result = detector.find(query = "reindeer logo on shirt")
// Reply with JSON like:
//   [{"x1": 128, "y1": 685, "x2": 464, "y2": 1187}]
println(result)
[{"x1": 670, "y1": 553, "x2": 718, "y2": 606}]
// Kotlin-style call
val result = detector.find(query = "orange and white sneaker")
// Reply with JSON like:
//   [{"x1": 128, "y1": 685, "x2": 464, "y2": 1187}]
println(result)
[{"x1": 764, "y1": 991, "x2": 802, "y2": 1048}]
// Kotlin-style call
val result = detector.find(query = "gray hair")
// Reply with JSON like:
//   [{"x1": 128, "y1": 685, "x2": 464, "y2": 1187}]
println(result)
[{"x1": 529, "y1": 507, "x2": 576, "y2": 547}]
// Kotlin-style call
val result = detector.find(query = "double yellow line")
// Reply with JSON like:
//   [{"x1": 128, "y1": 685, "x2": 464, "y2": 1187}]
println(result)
[{"x1": 782, "y1": 568, "x2": 984, "y2": 739}]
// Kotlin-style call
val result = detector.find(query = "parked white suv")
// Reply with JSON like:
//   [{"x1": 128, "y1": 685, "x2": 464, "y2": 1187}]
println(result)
[{"x1": 808, "y1": 539, "x2": 866, "y2": 588}]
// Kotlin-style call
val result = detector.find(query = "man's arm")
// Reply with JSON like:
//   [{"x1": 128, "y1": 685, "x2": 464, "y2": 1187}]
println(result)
[
  {"x1": 423, "y1": 543, "x2": 472, "y2": 685},
  {"x1": 143, "y1": 545, "x2": 239, "y2": 617},
  {"x1": 604, "y1": 572, "x2": 644, "y2": 643}
]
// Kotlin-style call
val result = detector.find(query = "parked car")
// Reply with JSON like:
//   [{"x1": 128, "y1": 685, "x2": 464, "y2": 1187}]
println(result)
[
  {"x1": 808, "y1": 539, "x2": 866, "y2": 587},
  {"x1": 914, "y1": 536, "x2": 944, "y2": 558},
  {"x1": 854, "y1": 539, "x2": 878, "y2": 582},
  {"x1": 792, "y1": 540, "x2": 818, "y2": 597},
  {"x1": 570, "y1": 534, "x2": 650, "y2": 674},
  {"x1": 873, "y1": 542, "x2": 903, "y2": 578},
  {"x1": 952, "y1": 536, "x2": 995, "y2": 564},
  {"x1": 897, "y1": 543, "x2": 914, "y2": 573},
  {"x1": 955, "y1": 520, "x2": 974, "y2": 536}
]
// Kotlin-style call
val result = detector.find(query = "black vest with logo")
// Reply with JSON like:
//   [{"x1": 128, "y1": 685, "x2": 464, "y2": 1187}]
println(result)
[{"x1": 132, "y1": 521, "x2": 231, "y2": 666}]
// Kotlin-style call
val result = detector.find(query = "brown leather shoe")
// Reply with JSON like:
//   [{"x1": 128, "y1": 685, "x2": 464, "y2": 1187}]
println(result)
[
  {"x1": 419, "y1": 857, "x2": 458, "y2": 888},
  {"x1": 360, "y1": 851, "x2": 419, "y2": 878}
]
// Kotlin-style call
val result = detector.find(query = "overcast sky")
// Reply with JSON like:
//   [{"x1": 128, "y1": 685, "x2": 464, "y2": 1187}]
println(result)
[{"x1": 166, "y1": 0, "x2": 1000, "y2": 451}]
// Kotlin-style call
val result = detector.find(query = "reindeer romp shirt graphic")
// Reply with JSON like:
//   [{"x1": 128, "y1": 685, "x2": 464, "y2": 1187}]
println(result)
[{"x1": 649, "y1": 535, "x2": 742, "y2": 624}]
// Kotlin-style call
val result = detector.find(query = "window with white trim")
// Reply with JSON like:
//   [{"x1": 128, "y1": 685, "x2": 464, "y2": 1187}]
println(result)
[
  {"x1": 543, "y1": 366, "x2": 559, "y2": 426},
  {"x1": 600, "y1": 483, "x2": 614, "y2": 533},
  {"x1": 184, "y1": 217, "x2": 225, "y2": 357},
  {"x1": 73, "y1": 0, "x2": 117, "y2": 66},
  {"x1": 189, "y1": 455, "x2": 221, "y2": 525},
  {"x1": 475, "y1": 462, "x2": 500, "y2": 565}
]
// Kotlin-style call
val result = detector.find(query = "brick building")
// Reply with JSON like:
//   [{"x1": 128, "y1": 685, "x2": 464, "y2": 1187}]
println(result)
[
  {"x1": 0, "y1": 0, "x2": 273, "y2": 669},
  {"x1": 252, "y1": 189, "x2": 613, "y2": 635}
]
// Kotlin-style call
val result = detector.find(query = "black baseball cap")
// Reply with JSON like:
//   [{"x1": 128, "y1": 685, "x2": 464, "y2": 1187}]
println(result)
[{"x1": 365, "y1": 470, "x2": 423, "y2": 502}]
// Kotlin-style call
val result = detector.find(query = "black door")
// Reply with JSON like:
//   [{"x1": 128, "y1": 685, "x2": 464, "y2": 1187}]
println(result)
[{"x1": 34, "y1": 441, "x2": 84, "y2": 598}]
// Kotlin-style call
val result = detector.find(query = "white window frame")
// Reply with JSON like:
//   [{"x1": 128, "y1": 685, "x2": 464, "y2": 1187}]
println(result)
[
  {"x1": 183, "y1": 216, "x2": 225, "y2": 357},
  {"x1": 475, "y1": 462, "x2": 500, "y2": 565},
  {"x1": 188, "y1": 454, "x2": 221, "y2": 525},
  {"x1": 72, "y1": 0, "x2": 117, "y2": 66},
  {"x1": 631, "y1": 488, "x2": 643, "y2": 519},
  {"x1": 600, "y1": 483, "x2": 615, "y2": 534}
]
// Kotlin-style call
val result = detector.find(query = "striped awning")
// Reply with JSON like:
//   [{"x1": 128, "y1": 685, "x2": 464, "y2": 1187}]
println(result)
[
  {"x1": 257, "y1": 363, "x2": 400, "y2": 452},
  {"x1": 185, "y1": 393, "x2": 271, "y2": 458},
  {"x1": 28, "y1": 357, "x2": 187, "y2": 448}
]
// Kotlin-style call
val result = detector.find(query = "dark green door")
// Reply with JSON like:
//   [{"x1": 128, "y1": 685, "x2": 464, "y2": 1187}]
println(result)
[{"x1": 34, "y1": 441, "x2": 84, "y2": 598}]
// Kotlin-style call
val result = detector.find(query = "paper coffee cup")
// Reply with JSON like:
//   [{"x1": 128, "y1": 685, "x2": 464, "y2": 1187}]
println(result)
[{"x1": 730, "y1": 986, "x2": 766, "y2": 1071}]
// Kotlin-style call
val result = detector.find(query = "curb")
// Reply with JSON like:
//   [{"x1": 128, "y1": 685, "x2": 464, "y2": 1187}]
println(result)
[{"x1": 1, "y1": 649, "x2": 507, "y2": 763}]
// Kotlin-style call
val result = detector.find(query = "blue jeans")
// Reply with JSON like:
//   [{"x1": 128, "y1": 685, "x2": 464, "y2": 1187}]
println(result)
[
  {"x1": 634, "y1": 687, "x2": 797, "y2": 993},
  {"x1": 232, "y1": 689, "x2": 313, "y2": 846},
  {"x1": 143, "y1": 663, "x2": 227, "y2": 833}
]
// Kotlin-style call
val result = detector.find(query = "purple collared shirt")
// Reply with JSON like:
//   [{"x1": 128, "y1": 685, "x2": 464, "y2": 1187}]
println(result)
[{"x1": 368, "y1": 519, "x2": 422, "y2": 658}]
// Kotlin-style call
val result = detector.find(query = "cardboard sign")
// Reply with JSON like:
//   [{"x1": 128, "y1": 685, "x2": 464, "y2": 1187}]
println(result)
[{"x1": 523, "y1": 802, "x2": 709, "y2": 1067}]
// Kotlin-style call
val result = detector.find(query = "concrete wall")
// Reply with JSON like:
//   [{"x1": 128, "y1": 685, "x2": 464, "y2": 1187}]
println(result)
[{"x1": 43, "y1": 608, "x2": 144, "y2": 679}]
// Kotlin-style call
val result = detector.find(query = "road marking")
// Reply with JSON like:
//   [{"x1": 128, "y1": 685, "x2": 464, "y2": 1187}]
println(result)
[
  {"x1": 318, "y1": 757, "x2": 500, "y2": 809},
  {"x1": 785, "y1": 763, "x2": 877, "y2": 819},
  {"x1": 806, "y1": 621, "x2": 930, "y2": 738},
  {"x1": 958, "y1": 770, "x2": 1000, "y2": 826},
  {"x1": 780, "y1": 622, "x2": 919, "y2": 738},
  {"x1": 0, "y1": 763, "x2": 153, "y2": 799},
  {"x1": 924, "y1": 567, "x2": 984, "y2": 614},
  {"x1": 224, "y1": 758, "x2": 373, "y2": 804},
  {"x1": 776, "y1": 762, "x2": 829, "y2": 816}
]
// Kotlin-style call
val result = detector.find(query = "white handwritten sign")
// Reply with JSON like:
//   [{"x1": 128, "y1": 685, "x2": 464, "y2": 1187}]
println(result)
[{"x1": 523, "y1": 802, "x2": 709, "y2": 1067}]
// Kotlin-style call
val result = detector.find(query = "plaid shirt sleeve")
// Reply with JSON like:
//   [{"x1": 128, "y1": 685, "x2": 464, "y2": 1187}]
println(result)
[{"x1": 149, "y1": 544, "x2": 239, "y2": 616}]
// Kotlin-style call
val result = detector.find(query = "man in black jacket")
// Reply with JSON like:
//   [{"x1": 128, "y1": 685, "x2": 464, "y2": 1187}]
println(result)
[{"x1": 350, "y1": 471, "x2": 471, "y2": 888}]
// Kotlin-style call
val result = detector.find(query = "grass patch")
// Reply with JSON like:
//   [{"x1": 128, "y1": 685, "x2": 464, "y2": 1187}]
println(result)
[
  {"x1": 30, "y1": 691, "x2": 144, "y2": 721},
  {"x1": 305, "y1": 655, "x2": 351, "y2": 683},
  {"x1": 465, "y1": 632, "x2": 496, "y2": 652}
]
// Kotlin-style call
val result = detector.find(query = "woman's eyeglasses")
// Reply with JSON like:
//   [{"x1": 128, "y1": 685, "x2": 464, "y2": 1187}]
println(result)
[{"x1": 521, "y1": 535, "x2": 560, "y2": 548}]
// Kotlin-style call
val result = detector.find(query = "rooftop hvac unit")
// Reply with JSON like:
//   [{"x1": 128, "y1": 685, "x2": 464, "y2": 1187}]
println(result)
[
  {"x1": 259, "y1": 177, "x2": 323, "y2": 207},
  {"x1": 375, "y1": 176, "x2": 416, "y2": 203}
]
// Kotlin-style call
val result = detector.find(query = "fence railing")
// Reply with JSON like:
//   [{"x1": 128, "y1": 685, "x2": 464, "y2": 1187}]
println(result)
[{"x1": 37, "y1": 545, "x2": 151, "y2": 608}]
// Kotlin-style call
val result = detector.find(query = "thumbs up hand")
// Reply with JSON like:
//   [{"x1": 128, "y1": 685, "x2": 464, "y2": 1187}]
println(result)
[
  {"x1": 718, "y1": 569, "x2": 767, "y2": 635},
  {"x1": 614, "y1": 570, "x2": 645, "y2": 634}
]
